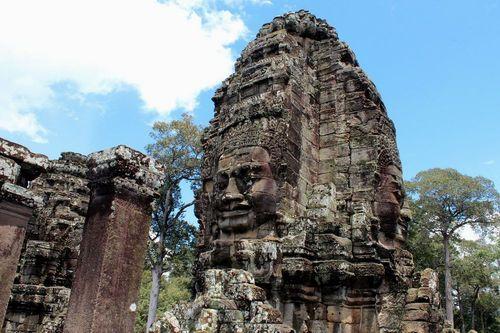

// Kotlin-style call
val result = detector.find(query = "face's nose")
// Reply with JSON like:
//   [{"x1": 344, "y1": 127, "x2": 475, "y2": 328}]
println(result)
[
  {"x1": 222, "y1": 177, "x2": 244, "y2": 201},
  {"x1": 221, "y1": 177, "x2": 249, "y2": 209}
]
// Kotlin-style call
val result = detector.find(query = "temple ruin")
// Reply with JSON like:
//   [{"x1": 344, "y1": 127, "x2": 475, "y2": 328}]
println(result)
[
  {"x1": 1, "y1": 146, "x2": 88, "y2": 332},
  {"x1": 1, "y1": 10, "x2": 444, "y2": 333},
  {"x1": 170, "y1": 11, "x2": 443, "y2": 333},
  {"x1": 0, "y1": 140, "x2": 163, "y2": 333}
]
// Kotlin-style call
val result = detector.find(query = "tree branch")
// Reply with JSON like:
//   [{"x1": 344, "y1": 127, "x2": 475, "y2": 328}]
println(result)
[
  {"x1": 173, "y1": 200, "x2": 195, "y2": 222},
  {"x1": 145, "y1": 242, "x2": 155, "y2": 266},
  {"x1": 448, "y1": 217, "x2": 491, "y2": 235},
  {"x1": 160, "y1": 200, "x2": 195, "y2": 240}
]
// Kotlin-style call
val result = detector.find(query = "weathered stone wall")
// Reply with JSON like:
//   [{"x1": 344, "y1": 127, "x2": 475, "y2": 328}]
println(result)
[
  {"x1": 0, "y1": 139, "x2": 47, "y2": 329},
  {"x1": 2, "y1": 151, "x2": 89, "y2": 333},
  {"x1": 1, "y1": 141, "x2": 162, "y2": 333},
  {"x1": 184, "y1": 10, "x2": 443, "y2": 333},
  {"x1": 156, "y1": 269, "x2": 294, "y2": 333},
  {"x1": 402, "y1": 269, "x2": 442, "y2": 333}
]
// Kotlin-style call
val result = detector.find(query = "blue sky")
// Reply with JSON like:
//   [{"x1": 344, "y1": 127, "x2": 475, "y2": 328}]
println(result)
[{"x1": 1, "y1": 0, "x2": 499, "y2": 194}]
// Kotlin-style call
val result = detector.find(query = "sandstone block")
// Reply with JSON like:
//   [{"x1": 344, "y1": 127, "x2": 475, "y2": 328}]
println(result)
[{"x1": 226, "y1": 283, "x2": 267, "y2": 302}]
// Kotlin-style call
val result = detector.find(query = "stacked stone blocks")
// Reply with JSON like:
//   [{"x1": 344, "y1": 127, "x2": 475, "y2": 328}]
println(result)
[
  {"x1": 186, "y1": 10, "x2": 444, "y2": 333},
  {"x1": 1, "y1": 140, "x2": 163, "y2": 333},
  {"x1": 0, "y1": 139, "x2": 47, "y2": 329}
]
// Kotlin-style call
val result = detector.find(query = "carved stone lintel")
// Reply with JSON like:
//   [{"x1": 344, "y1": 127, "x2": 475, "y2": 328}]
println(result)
[
  {"x1": 0, "y1": 182, "x2": 44, "y2": 208},
  {"x1": 0, "y1": 138, "x2": 49, "y2": 181}
]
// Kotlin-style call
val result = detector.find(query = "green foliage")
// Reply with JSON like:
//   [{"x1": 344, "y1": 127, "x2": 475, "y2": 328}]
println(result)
[
  {"x1": 476, "y1": 290, "x2": 500, "y2": 332},
  {"x1": 406, "y1": 168, "x2": 499, "y2": 237},
  {"x1": 406, "y1": 168, "x2": 499, "y2": 330},
  {"x1": 453, "y1": 239, "x2": 500, "y2": 332},
  {"x1": 454, "y1": 240, "x2": 498, "y2": 295},
  {"x1": 146, "y1": 113, "x2": 203, "y2": 188},
  {"x1": 169, "y1": 241, "x2": 196, "y2": 278},
  {"x1": 406, "y1": 211, "x2": 443, "y2": 272},
  {"x1": 134, "y1": 270, "x2": 192, "y2": 333},
  {"x1": 145, "y1": 113, "x2": 203, "y2": 270},
  {"x1": 143, "y1": 113, "x2": 203, "y2": 331}
]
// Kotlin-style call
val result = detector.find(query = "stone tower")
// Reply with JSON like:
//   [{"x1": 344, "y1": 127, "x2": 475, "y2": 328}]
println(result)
[{"x1": 185, "y1": 11, "x2": 442, "y2": 333}]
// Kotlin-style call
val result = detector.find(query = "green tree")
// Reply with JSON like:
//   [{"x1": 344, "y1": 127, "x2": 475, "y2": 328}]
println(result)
[
  {"x1": 406, "y1": 210, "x2": 443, "y2": 272},
  {"x1": 134, "y1": 270, "x2": 192, "y2": 333},
  {"x1": 406, "y1": 168, "x2": 499, "y2": 326},
  {"x1": 476, "y1": 287, "x2": 500, "y2": 333},
  {"x1": 453, "y1": 240, "x2": 499, "y2": 332},
  {"x1": 143, "y1": 113, "x2": 203, "y2": 332}
]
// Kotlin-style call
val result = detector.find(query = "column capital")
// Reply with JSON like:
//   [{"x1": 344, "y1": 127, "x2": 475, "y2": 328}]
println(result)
[{"x1": 87, "y1": 145, "x2": 163, "y2": 202}]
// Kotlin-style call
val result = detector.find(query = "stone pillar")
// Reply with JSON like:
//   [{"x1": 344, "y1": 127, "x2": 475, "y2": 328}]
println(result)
[
  {"x1": 3, "y1": 152, "x2": 90, "y2": 333},
  {"x1": 0, "y1": 184, "x2": 40, "y2": 325},
  {"x1": 64, "y1": 146, "x2": 162, "y2": 333},
  {"x1": 0, "y1": 138, "x2": 47, "y2": 326}
]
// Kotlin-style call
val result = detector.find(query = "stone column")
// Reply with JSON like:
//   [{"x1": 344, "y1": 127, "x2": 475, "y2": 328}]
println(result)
[
  {"x1": 0, "y1": 139, "x2": 47, "y2": 326},
  {"x1": 0, "y1": 184, "x2": 41, "y2": 325},
  {"x1": 64, "y1": 146, "x2": 162, "y2": 333}
]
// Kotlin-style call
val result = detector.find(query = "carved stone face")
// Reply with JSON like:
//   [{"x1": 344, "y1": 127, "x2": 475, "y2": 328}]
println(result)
[
  {"x1": 212, "y1": 146, "x2": 277, "y2": 234},
  {"x1": 375, "y1": 165, "x2": 404, "y2": 226}
]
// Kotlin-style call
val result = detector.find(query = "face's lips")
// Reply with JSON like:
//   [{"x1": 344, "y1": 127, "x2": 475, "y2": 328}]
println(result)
[{"x1": 220, "y1": 209, "x2": 250, "y2": 218}]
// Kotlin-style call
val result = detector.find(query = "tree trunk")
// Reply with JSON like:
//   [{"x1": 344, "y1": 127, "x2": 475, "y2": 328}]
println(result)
[
  {"x1": 480, "y1": 309, "x2": 485, "y2": 333},
  {"x1": 145, "y1": 264, "x2": 163, "y2": 332},
  {"x1": 471, "y1": 301, "x2": 476, "y2": 330},
  {"x1": 145, "y1": 185, "x2": 172, "y2": 332},
  {"x1": 471, "y1": 287, "x2": 479, "y2": 331},
  {"x1": 456, "y1": 283, "x2": 465, "y2": 333},
  {"x1": 443, "y1": 235, "x2": 454, "y2": 327}
]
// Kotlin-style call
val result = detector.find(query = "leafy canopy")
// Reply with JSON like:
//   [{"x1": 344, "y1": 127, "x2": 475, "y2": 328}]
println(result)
[
  {"x1": 146, "y1": 113, "x2": 202, "y2": 187},
  {"x1": 406, "y1": 168, "x2": 499, "y2": 237},
  {"x1": 145, "y1": 113, "x2": 203, "y2": 270}
]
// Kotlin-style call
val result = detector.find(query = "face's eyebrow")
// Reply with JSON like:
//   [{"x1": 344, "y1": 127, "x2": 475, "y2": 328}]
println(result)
[
  {"x1": 216, "y1": 169, "x2": 230, "y2": 175},
  {"x1": 217, "y1": 160, "x2": 231, "y2": 170}
]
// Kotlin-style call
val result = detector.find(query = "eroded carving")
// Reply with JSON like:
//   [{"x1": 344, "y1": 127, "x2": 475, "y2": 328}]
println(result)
[
  {"x1": 181, "y1": 10, "x2": 443, "y2": 333},
  {"x1": 213, "y1": 146, "x2": 277, "y2": 236}
]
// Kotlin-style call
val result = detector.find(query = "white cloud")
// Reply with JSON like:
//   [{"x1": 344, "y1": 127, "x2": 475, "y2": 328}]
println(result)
[
  {"x1": 224, "y1": 0, "x2": 272, "y2": 6},
  {"x1": 0, "y1": 0, "x2": 248, "y2": 142},
  {"x1": 483, "y1": 160, "x2": 495, "y2": 165}
]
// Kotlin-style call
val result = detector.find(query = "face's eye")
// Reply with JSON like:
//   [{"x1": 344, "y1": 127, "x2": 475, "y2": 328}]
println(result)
[
  {"x1": 232, "y1": 165, "x2": 251, "y2": 193},
  {"x1": 394, "y1": 188, "x2": 403, "y2": 202},
  {"x1": 233, "y1": 165, "x2": 249, "y2": 194},
  {"x1": 214, "y1": 172, "x2": 229, "y2": 192},
  {"x1": 233, "y1": 164, "x2": 263, "y2": 194},
  {"x1": 235, "y1": 178, "x2": 252, "y2": 194}
]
